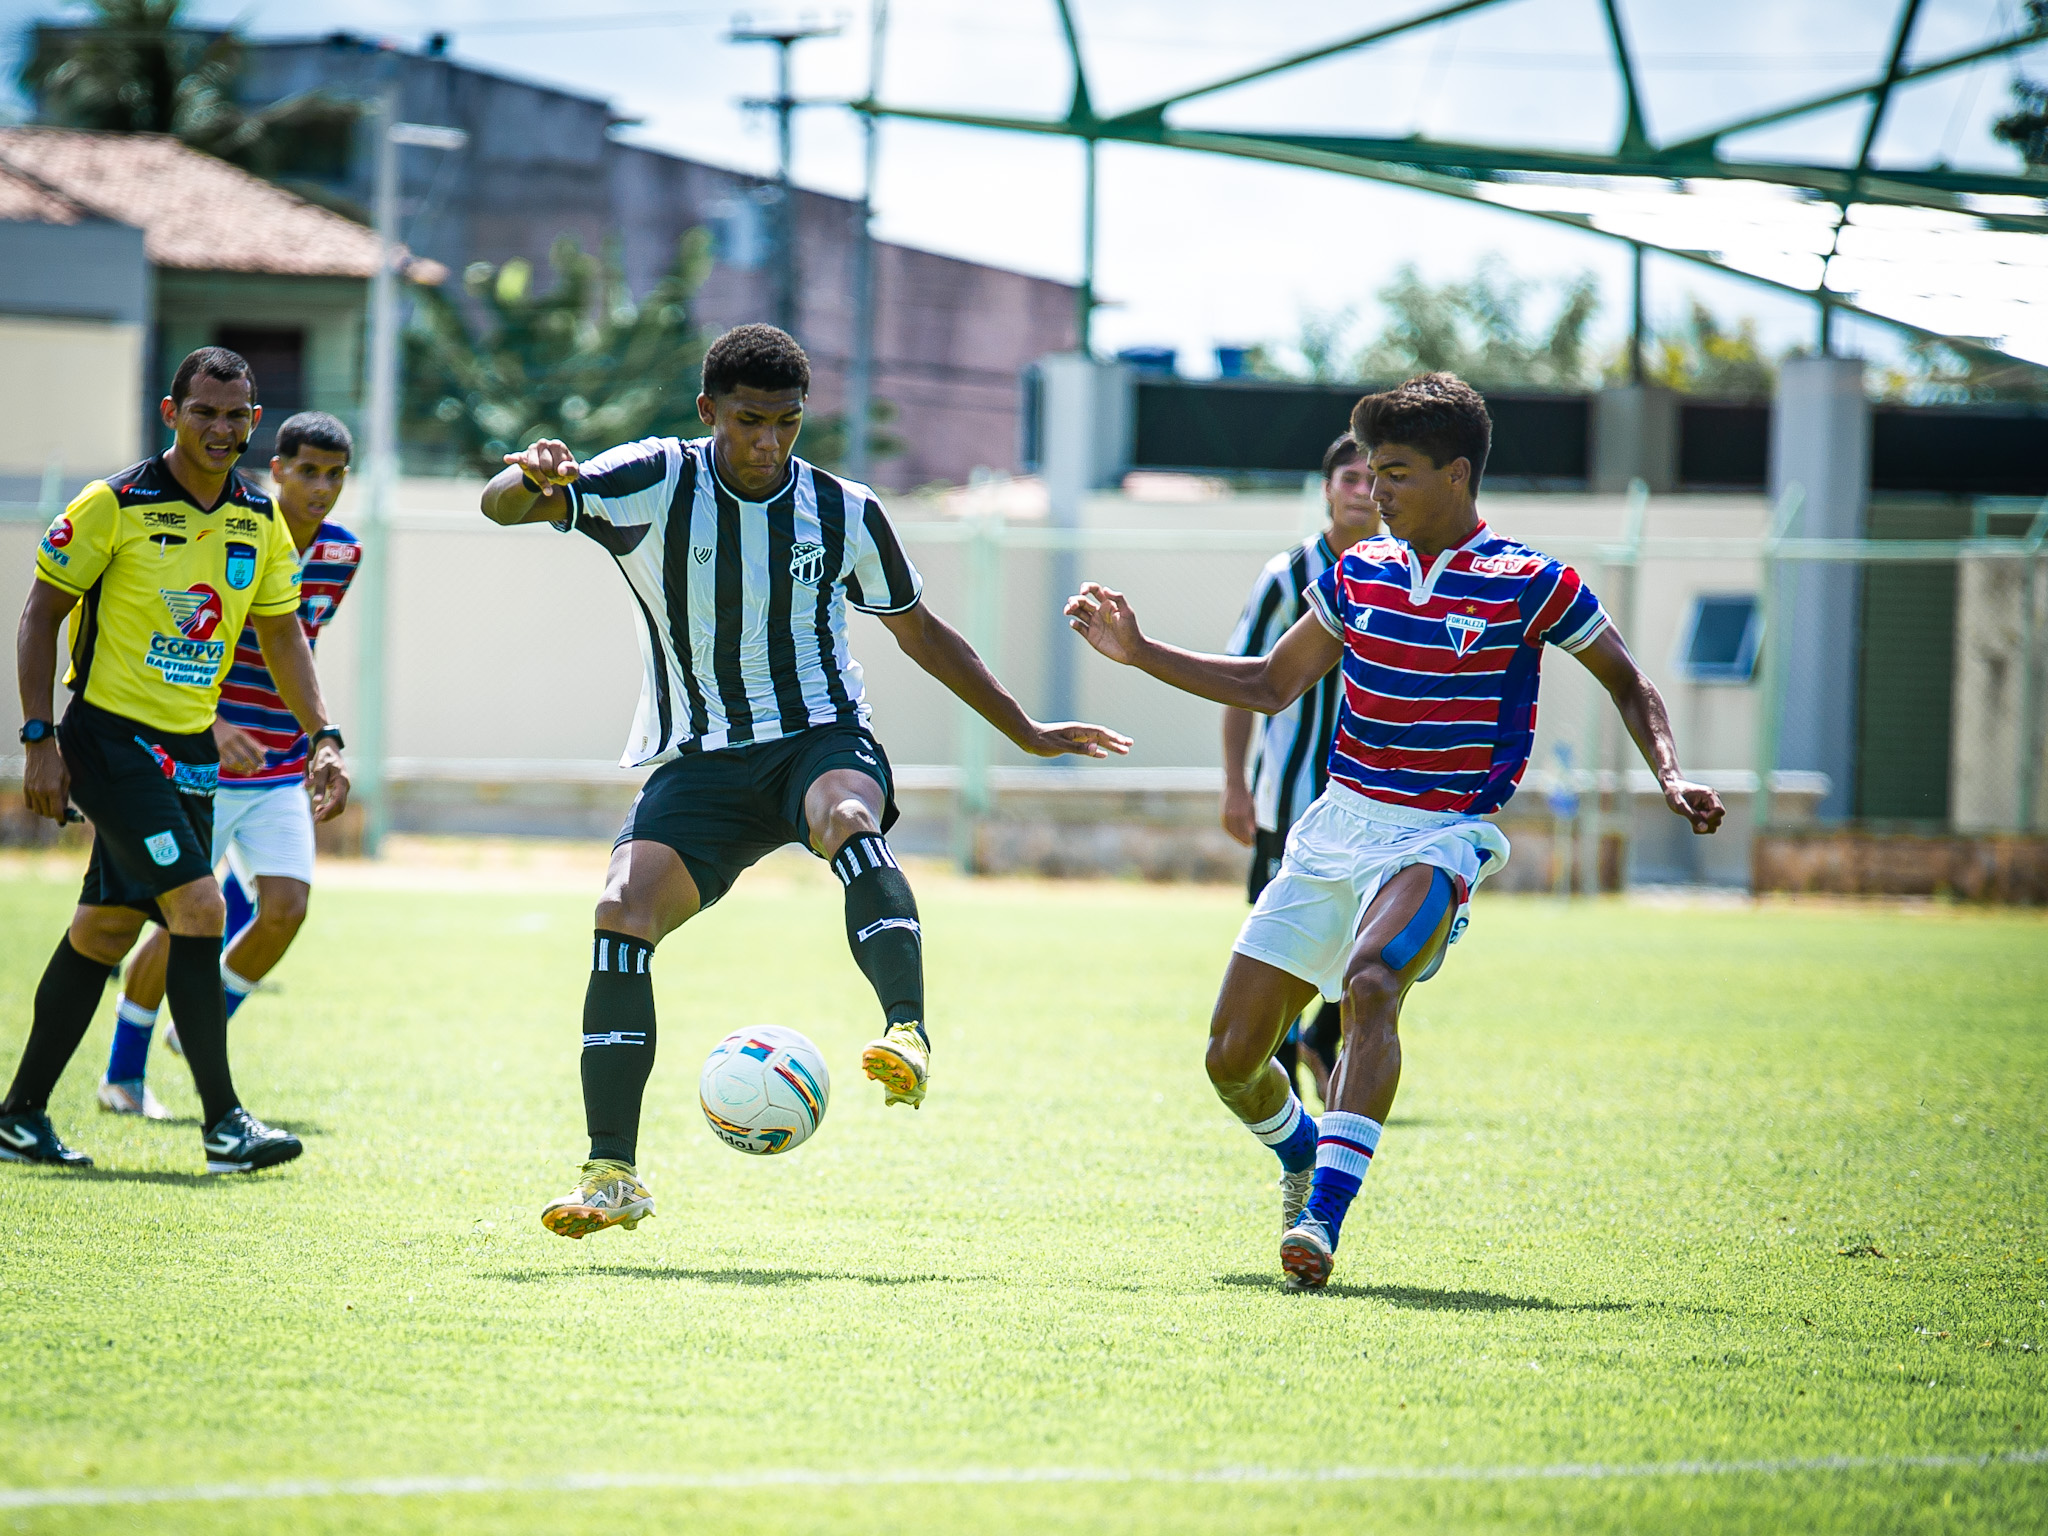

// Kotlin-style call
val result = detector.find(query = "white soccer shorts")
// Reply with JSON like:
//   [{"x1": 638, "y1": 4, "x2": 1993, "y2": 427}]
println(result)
[
  {"x1": 210, "y1": 783, "x2": 317, "y2": 885},
  {"x1": 1232, "y1": 782, "x2": 1511, "y2": 1002}
]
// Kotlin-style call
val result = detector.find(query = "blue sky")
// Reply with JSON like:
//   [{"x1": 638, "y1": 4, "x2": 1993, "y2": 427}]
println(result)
[{"x1": 5, "y1": 0, "x2": 2043, "y2": 373}]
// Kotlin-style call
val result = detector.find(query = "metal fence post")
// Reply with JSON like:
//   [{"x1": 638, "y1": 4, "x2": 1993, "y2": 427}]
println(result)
[
  {"x1": 1752, "y1": 484, "x2": 1804, "y2": 834},
  {"x1": 2018, "y1": 500, "x2": 2048, "y2": 831},
  {"x1": 954, "y1": 490, "x2": 1003, "y2": 871}
]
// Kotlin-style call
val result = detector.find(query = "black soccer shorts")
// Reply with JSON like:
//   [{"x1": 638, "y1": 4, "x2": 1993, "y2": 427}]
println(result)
[
  {"x1": 618, "y1": 723, "x2": 900, "y2": 909},
  {"x1": 1248, "y1": 827, "x2": 1289, "y2": 905},
  {"x1": 59, "y1": 697, "x2": 219, "y2": 916}
]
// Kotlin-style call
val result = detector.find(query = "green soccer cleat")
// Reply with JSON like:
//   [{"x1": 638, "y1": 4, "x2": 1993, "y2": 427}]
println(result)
[
  {"x1": 541, "y1": 1160, "x2": 655, "y2": 1239},
  {"x1": 861, "y1": 1022, "x2": 929, "y2": 1108}
]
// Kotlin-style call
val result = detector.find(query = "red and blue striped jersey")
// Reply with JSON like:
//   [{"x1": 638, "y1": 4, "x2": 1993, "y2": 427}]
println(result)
[
  {"x1": 1304, "y1": 524, "x2": 1609, "y2": 815},
  {"x1": 215, "y1": 520, "x2": 360, "y2": 787}
]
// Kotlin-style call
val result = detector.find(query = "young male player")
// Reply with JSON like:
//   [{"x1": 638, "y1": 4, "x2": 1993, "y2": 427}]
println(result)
[
  {"x1": 1222, "y1": 432, "x2": 1381, "y2": 1104},
  {"x1": 1065, "y1": 373, "x2": 1724, "y2": 1288},
  {"x1": 3, "y1": 349, "x2": 349, "y2": 1172},
  {"x1": 480, "y1": 324, "x2": 1130, "y2": 1239},
  {"x1": 97, "y1": 412, "x2": 361, "y2": 1117}
]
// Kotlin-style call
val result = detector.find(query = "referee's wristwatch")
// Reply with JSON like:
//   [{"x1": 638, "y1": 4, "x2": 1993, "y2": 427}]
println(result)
[
  {"x1": 18, "y1": 719, "x2": 54, "y2": 745},
  {"x1": 309, "y1": 726, "x2": 346, "y2": 753}
]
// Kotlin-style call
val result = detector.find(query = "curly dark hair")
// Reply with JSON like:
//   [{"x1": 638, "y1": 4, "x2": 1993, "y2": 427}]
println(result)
[
  {"x1": 1350, "y1": 372, "x2": 1491, "y2": 489},
  {"x1": 702, "y1": 323, "x2": 811, "y2": 398}
]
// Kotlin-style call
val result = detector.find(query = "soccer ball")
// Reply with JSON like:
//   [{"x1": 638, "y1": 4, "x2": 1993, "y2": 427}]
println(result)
[{"x1": 698, "y1": 1026, "x2": 832, "y2": 1155}]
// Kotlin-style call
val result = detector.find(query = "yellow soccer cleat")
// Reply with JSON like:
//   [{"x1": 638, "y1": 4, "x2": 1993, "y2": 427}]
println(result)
[
  {"x1": 861, "y1": 1022, "x2": 930, "y2": 1109},
  {"x1": 540, "y1": 1159, "x2": 655, "y2": 1239}
]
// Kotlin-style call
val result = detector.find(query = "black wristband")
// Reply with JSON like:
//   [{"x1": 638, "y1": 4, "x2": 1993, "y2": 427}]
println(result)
[
  {"x1": 310, "y1": 726, "x2": 345, "y2": 753},
  {"x1": 521, "y1": 471, "x2": 545, "y2": 494}
]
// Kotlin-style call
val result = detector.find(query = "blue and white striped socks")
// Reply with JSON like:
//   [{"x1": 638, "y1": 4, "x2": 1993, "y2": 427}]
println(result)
[
  {"x1": 1244, "y1": 1091, "x2": 1319, "y2": 1173},
  {"x1": 1306, "y1": 1111, "x2": 1383, "y2": 1243}
]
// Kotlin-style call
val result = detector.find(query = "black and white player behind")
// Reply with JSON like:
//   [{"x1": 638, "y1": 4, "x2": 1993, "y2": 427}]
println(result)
[{"x1": 481, "y1": 324, "x2": 1132, "y2": 1239}]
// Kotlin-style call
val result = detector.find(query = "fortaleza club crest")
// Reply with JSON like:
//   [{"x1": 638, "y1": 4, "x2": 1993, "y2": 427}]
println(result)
[
  {"x1": 1445, "y1": 607, "x2": 1487, "y2": 656},
  {"x1": 788, "y1": 540, "x2": 826, "y2": 585}
]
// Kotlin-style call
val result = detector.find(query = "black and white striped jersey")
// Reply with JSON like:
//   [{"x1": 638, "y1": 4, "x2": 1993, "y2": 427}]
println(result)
[
  {"x1": 555, "y1": 435, "x2": 923, "y2": 766},
  {"x1": 1227, "y1": 532, "x2": 1342, "y2": 834}
]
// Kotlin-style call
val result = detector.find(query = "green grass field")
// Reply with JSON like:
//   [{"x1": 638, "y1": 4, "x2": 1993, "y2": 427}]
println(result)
[{"x1": 1, "y1": 847, "x2": 2044, "y2": 1535}]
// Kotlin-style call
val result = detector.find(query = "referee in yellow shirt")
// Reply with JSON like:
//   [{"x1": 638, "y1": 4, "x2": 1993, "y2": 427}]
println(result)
[{"x1": 3, "y1": 348, "x2": 348, "y2": 1173}]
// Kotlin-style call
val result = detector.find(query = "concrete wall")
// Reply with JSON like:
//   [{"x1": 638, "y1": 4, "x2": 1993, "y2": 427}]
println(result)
[
  {"x1": 0, "y1": 316, "x2": 143, "y2": 477},
  {"x1": 1950, "y1": 557, "x2": 2048, "y2": 832}
]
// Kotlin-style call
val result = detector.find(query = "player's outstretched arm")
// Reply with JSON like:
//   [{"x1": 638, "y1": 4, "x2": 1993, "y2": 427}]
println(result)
[
  {"x1": 1064, "y1": 582, "x2": 1340, "y2": 715},
  {"x1": 1573, "y1": 626, "x2": 1725, "y2": 835},
  {"x1": 879, "y1": 601, "x2": 1132, "y2": 759},
  {"x1": 251, "y1": 610, "x2": 350, "y2": 822},
  {"x1": 481, "y1": 439, "x2": 580, "y2": 526}
]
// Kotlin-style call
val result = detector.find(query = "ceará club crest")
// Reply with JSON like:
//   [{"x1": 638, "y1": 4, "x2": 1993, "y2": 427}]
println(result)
[{"x1": 788, "y1": 541, "x2": 826, "y2": 585}]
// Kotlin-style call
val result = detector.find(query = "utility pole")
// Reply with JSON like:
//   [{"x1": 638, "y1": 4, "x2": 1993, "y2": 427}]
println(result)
[
  {"x1": 733, "y1": 18, "x2": 841, "y2": 339},
  {"x1": 357, "y1": 74, "x2": 466, "y2": 857},
  {"x1": 844, "y1": 0, "x2": 888, "y2": 485}
]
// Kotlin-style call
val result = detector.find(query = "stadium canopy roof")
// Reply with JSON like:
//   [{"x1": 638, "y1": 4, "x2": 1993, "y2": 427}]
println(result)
[{"x1": 858, "y1": 0, "x2": 2048, "y2": 367}]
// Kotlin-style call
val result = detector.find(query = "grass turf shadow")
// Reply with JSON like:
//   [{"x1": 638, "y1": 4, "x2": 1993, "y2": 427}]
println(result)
[
  {"x1": 489, "y1": 1266, "x2": 969, "y2": 1287},
  {"x1": 1214, "y1": 1274, "x2": 1632, "y2": 1312}
]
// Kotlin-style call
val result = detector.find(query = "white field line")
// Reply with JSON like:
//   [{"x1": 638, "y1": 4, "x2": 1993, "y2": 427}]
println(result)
[{"x1": 2, "y1": 1448, "x2": 2043, "y2": 1511}]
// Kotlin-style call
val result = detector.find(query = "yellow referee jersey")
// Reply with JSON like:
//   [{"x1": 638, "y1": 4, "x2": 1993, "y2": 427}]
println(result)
[{"x1": 35, "y1": 455, "x2": 302, "y2": 736}]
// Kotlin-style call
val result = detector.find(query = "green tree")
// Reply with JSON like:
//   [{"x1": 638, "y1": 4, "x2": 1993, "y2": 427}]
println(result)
[
  {"x1": 1634, "y1": 300, "x2": 1778, "y2": 398},
  {"x1": 21, "y1": 0, "x2": 357, "y2": 178},
  {"x1": 1352, "y1": 257, "x2": 1602, "y2": 389},
  {"x1": 1872, "y1": 338, "x2": 2048, "y2": 404},
  {"x1": 1992, "y1": 1, "x2": 2048, "y2": 169},
  {"x1": 405, "y1": 232, "x2": 716, "y2": 474}
]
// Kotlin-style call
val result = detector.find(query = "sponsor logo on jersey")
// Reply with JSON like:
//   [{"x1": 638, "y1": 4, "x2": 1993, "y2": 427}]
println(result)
[
  {"x1": 300, "y1": 594, "x2": 335, "y2": 627},
  {"x1": 1445, "y1": 608, "x2": 1487, "y2": 656},
  {"x1": 144, "y1": 830, "x2": 181, "y2": 866},
  {"x1": 142, "y1": 508, "x2": 184, "y2": 530},
  {"x1": 44, "y1": 517, "x2": 73, "y2": 549},
  {"x1": 693, "y1": 546, "x2": 713, "y2": 564},
  {"x1": 160, "y1": 585, "x2": 225, "y2": 639},
  {"x1": 310, "y1": 540, "x2": 359, "y2": 564},
  {"x1": 226, "y1": 514, "x2": 260, "y2": 536},
  {"x1": 224, "y1": 541, "x2": 257, "y2": 591},
  {"x1": 788, "y1": 540, "x2": 826, "y2": 585},
  {"x1": 1469, "y1": 552, "x2": 1543, "y2": 576},
  {"x1": 38, "y1": 538, "x2": 69, "y2": 566}
]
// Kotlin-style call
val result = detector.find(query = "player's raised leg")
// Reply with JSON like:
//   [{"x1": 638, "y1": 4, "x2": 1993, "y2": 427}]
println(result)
[
  {"x1": 1205, "y1": 954, "x2": 1325, "y2": 1233},
  {"x1": 1280, "y1": 862, "x2": 1454, "y2": 1290},
  {"x1": 540, "y1": 838, "x2": 699, "y2": 1238},
  {"x1": 802, "y1": 766, "x2": 929, "y2": 1108}
]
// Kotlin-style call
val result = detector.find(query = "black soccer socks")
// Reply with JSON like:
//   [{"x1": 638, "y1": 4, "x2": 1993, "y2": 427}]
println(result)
[
  {"x1": 0, "y1": 937, "x2": 114, "y2": 1116},
  {"x1": 832, "y1": 832, "x2": 925, "y2": 1034},
  {"x1": 166, "y1": 932, "x2": 239, "y2": 1128},
  {"x1": 583, "y1": 930, "x2": 656, "y2": 1165}
]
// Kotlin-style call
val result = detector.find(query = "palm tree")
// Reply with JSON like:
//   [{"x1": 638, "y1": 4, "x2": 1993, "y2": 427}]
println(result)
[{"x1": 20, "y1": 0, "x2": 356, "y2": 178}]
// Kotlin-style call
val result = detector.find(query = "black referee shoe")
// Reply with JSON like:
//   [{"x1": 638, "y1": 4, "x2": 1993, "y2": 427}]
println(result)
[
  {"x1": 0, "y1": 1109, "x2": 93, "y2": 1168},
  {"x1": 202, "y1": 1108, "x2": 302, "y2": 1175}
]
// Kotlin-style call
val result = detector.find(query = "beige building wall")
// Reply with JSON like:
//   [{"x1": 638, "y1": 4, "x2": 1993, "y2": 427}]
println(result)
[
  {"x1": 1950, "y1": 559, "x2": 2048, "y2": 832},
  {"x1": 0, "y1": 316, "x2": 142, "y2": 477}
]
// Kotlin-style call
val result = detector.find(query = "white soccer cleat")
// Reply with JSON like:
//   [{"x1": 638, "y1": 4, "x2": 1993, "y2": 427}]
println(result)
[
  {"x1": 97, "y1": 1076, "x2": 173, "y2": 1121},
  {"x1": 540, "y1": 1160, "x2": 656, "y2": 1239},
  {"x1": 1281, "y1": 1167, "x2": 1314, "y2": 1235},
  {"x1": 1281, "y1": 1213, "x2": 1335, "y2": 1291}
]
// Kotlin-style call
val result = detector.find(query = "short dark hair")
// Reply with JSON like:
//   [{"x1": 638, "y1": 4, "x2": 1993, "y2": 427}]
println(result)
[
  {"x1": 275, "y1": 411, "x2": 354, "y2": 462},
  {"x1": 1351, "y1": 372, "x2": 1491, "y2": 489},
  {"x1": 702, "y1": 324, "x2": 811, "y2": 398},
  {"x1": 1320, "y1": 432, "x2": 1361, "y2": 480},
  {"x1": 170, "y1": 347, "x2": 256, "y2": 407}
]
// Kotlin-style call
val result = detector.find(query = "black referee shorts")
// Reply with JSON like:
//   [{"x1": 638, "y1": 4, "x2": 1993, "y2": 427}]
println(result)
[
  {"x1": 619, "y1": 723, "x2": 899, "y2": 910},
  {"x1": 59, "y1": 697, "x2": 218, "y2": 918},
  {"x1": 1247, "y1": 827, "x2": 1288, "y2": 905}
]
